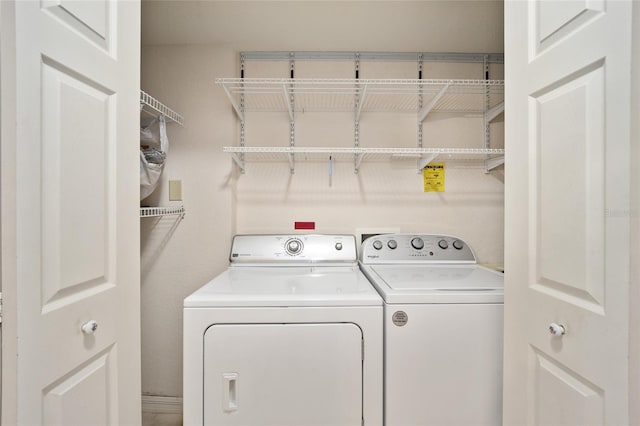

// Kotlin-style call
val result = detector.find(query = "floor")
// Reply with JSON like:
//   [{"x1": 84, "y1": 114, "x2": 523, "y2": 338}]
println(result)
[{"x1": 142, "y1": 412, "x2": 182, "y2": 426}]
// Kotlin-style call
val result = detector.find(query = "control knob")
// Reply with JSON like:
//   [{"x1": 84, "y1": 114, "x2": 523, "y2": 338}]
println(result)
[
  {"x1": 387, "y1": 240, "x2": 398, "y2": 250},
  {"x1": 286, "y1": 239, "x2": 302, "y2": 254},
  {"x1": 411, "y1": 237, "x2": 424, "y2": 250},
  {"x1": 335, "y1": 242, "x2": 343, "y2": 251},
  {"x1": 438, "y1": 239, "x2": 449, "y2": 250},
  {"x1": 372, "y1": 240, "x2": 383, "y2": 250},
  {"x1": 453, "y1": 239, "x2": 464, "y2": 250}
]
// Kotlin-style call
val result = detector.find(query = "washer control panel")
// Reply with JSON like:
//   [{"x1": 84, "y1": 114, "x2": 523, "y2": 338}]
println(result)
[
  {"x1": 359, "y1": 233, "x2": 476, "y2": 264},
  {"x1": 230, "y1": 234, "x2": 356, "y2": 264}
]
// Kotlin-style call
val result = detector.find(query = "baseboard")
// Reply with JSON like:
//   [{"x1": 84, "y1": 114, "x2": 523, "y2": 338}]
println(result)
[{"x1": 141, "y1": 395, "x2": 183, "y2": 415}]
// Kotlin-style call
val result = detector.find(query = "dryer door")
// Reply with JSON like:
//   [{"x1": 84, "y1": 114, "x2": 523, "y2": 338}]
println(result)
[{"x1": 204, "y1": 323, "x2": 363, "y2": 426}]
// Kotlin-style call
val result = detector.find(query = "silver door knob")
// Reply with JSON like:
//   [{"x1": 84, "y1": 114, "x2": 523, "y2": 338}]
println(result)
[
  {"x1": 549, "y1": 322, "x2": 566, "y2": 336},
  {"x1": 81, "y1": 320, "x2": 98, "y2": 335}
]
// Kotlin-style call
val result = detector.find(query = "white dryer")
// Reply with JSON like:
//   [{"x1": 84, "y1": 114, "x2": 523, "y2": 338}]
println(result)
[
  {"x1": 359, "y1": 234, "x2": 503, "y2": 426},
  {"x1": 184, "y1": 234, "x2": 383, "y2": 426}
]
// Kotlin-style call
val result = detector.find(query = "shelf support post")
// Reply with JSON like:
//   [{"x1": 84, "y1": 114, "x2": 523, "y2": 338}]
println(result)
[
  {"x1": 354, "y1": 53, "x2": 361, "y2": 174},
  {"x1": 483, "y1": 54, "x2": 491, "y2": 173},
  {"x1": 417, "y1": 54, "x2": 424, "y2": 173},
  {"x1": 239, "y1": 53, "x2": 246, "y2": 173},
  {"x1": 289, "y1": 53, "x2": 296, "y2": 174}
]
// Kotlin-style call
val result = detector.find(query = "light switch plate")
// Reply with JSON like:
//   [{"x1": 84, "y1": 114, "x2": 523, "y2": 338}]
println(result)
[{"x1": 169, "y1": 180, "x2": 182, "y2": 201}]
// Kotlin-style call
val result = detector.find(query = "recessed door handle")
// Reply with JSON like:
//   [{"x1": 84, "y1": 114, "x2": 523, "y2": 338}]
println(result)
[{"x1": 223, "y1": 373, "x2": 238, "y2": 412}]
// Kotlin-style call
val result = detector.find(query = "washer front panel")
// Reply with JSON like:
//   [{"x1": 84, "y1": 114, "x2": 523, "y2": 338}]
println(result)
[{"x1": 383, "y1": 303, "x2": 503, "y2": 426}]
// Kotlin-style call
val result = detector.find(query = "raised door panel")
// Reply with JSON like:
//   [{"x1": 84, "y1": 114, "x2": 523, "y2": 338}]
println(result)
[
  {"x1": 530, "y1": 348, "x2": 604, "y2": 426},
  {"x1": 41, "y1": 57, "x2": 115, "y2": 313},
  {"x1": 531, "y1": 62, "x2": 605, "y2": 313},
  {"x1": 204, "y1": 323, "x2": 363, "y2": 426},
  {"x1": 534, "y1": 0, "x2": 605, "y2": 54},
  {"x1": 41, "y1": 0, "x2": 112, "y2": 51},
  {"x1": 42, "y1": 349, "x2": 117, "y2": 426}
]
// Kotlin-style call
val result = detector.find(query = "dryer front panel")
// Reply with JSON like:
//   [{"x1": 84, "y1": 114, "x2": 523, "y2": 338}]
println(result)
[{"x1": 204, "y1": 323, "x2": 363, "y2": 426}]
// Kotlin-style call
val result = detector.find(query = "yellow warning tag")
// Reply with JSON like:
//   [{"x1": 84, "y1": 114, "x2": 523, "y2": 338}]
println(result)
[{"x1": 423, "y1": 162, "x2": 445, "y2": 192}]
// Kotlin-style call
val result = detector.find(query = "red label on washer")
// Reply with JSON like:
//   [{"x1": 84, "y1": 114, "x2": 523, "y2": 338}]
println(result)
[{"x1": 294, "y1": 221, "x2": 315, "y2": 230}]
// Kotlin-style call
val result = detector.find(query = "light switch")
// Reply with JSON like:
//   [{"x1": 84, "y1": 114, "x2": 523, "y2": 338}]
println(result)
[{"x1": 169, "y1": 180, "x2": 182, "y2": 201}]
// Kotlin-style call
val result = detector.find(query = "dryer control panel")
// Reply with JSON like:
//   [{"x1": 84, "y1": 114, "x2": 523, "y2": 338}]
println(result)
[
  {"x1": 359, "y1": 233, "x2": 476, "y2": 264},
  {"x1": 230, "y1": 234, "x2": 356, "y2": 264}
]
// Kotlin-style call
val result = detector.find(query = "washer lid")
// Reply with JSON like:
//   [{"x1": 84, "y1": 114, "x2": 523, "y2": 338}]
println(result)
[
  {"x1": 362, "y1": 264, "x2": 504, "y2": 304},
  {"x1": 184, "y1": 266, "x2": 382, "y2": 307}
]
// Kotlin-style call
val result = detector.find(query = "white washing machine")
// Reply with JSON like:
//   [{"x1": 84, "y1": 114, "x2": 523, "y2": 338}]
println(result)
[
  {"x1": 184, "y1": 234, "x2": 383, "y2": 426},
  {"x1": 359, "y1": 233, "x2": 503, "y2": 426}
]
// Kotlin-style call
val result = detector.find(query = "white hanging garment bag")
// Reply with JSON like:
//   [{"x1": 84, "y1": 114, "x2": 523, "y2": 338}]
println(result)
[{"x1": 140, "y1": 115, "x2": 168, "y2": 200}]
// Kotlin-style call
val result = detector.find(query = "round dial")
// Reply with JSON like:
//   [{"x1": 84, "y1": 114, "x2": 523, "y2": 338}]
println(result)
[
  {"x1": 285, "y1": 238, "x2": 303, "y2": 255},
  {"x1": 411, "y1": 237, "x2": 424, "y2": 250},
  {"x1": 335, "y1": 242, "x2": 343, "y2": 251},
  {"x1": 387, "y1": 239, "x2": 398, "y2": 250},
  {"x1": 372, "y1": 240, "x2": 383, "y2": 250},
  {"x1": 438, "y1": 239, "x2": 449, "y2": 249},
  {"x1": 453, "y1": 239, "x2": 464, "y2": 250}
]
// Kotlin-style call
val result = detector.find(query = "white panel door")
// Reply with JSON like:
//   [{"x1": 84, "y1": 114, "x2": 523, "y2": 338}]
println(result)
[
  {"x1": 204, "y1": 323, "x2": 363, "y2": 426},
  {"x1": 6, "y1": 0, "x2": 141, "y2": 424},
  {"x1": 504, "y1": 1, "x2": 633, "y2": 425}
]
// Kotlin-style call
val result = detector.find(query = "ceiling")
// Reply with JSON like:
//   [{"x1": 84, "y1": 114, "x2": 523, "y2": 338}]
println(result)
[{"x1": 141, "y1": 1, "x2": 504, "y2": 53}]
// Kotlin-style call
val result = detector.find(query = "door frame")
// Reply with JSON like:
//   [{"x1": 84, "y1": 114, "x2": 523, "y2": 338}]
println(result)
[
  {"x1": 630, "y1": 3, "x2": 640, "y2": 425},
  {"x1": 1, "y1": 0, "x2": 18, "y2": 424}
]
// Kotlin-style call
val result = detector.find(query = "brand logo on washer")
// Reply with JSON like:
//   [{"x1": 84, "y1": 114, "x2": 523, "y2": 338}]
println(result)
[{"x1": 392, "y1": 311, "x2": 408, "y2": 326}]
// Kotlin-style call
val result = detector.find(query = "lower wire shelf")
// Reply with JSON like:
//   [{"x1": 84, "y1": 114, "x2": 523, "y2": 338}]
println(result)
[
  {"x1": 223, "y1": 146, "x2": 505, "y2": 173},
  {"x1": 140, "y1": 206, "x2": 185, "y2": 219}
]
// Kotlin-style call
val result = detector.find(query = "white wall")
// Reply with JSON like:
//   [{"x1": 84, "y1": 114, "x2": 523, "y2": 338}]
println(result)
[{"x1": 140, "y1": 45, "x2": 236, "y2": 397}]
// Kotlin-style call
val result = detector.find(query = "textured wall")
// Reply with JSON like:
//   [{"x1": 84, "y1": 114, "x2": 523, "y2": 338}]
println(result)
[{"x1": 140, "y1": 44, "x2": 236, "y2": 397}]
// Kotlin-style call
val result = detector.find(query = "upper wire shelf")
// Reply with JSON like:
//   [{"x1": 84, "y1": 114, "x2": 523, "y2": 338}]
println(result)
[
  {"x1": 140, "y1": 90, "x2": 184, "y2": 126},
  {"x1": 216, "y1": 78, "x2": 504, "y2": 120}
]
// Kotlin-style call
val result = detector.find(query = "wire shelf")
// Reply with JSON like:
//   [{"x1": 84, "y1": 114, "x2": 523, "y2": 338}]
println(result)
[
  {"x1": 224, "y1": 146, "x2": 504, "y2": 157},
  {"x1": 216, "y1": 78, "x2": 504, "y2": 116},
  {"x1": 140, "y1": 206, "x2": 185, "y2": 218},
  {"x1": 140, "y1": 90, "x2": 184, "y2": 125},
  {"x1": 223, "y1": 146, "x2": 504, "y2": 172}
]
